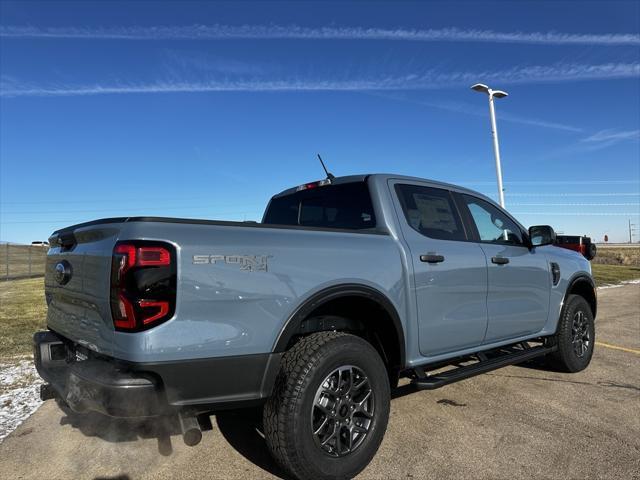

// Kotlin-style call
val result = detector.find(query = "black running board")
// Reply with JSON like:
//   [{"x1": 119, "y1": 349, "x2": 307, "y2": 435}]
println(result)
[{"x1": 412, "y1": 344, "x2": 555, "y2": 390}]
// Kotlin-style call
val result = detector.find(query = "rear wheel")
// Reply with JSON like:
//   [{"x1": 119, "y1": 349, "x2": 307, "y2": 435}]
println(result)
[
  {"x1": 264, "y1": 331, "x2": 390, "y2": 480},
  {"x1": 547, "y1": 294, "x2": 595, "y2": 372}
]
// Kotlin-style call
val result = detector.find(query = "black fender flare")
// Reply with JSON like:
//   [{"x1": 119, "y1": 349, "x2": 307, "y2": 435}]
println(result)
[
  {"x1": 272, "y1": 283, "x2": 406, "y2": 366},
  {"x1": 562, "y1": 273, "x2": 597, "y2": 319}
]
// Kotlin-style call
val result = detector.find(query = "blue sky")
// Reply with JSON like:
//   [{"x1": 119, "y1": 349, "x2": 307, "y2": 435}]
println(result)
[{"x1": 1, "y1": 0, "x2": 639, "y2": 243}]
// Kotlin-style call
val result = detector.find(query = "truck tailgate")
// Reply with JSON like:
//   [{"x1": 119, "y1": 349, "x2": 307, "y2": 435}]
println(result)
[{"x1": 45, "y1": 221, "x2": 124, "y2": 355}]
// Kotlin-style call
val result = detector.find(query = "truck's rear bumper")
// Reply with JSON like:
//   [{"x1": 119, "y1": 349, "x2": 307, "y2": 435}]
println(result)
[
  {"x1": 34, "y1": 331, "x2": 165, "y2": 417},
  {"x1": 34, "y1": 330, "x2": 282, "y2": 418}
]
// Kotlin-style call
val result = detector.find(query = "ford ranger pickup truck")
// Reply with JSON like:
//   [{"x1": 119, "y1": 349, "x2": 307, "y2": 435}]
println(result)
[{"x1": 34, "y1": 174, "x2": 596, "y2": 480}]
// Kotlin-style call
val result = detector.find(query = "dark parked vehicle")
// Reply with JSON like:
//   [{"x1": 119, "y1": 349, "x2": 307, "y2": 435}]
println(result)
[{"x1": 555, "y1": 235, "x2": 597, "y2": 260}]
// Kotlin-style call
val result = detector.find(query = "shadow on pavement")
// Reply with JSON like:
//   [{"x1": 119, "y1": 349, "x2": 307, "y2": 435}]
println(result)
[
  {"x1": 215, "y1": 408, "x2": 291, "y2": 480},
  {"x1": 56, "y1": 398, "x2": 290, "y2": 478},
  {"x1": 59, "y1": 359, "x2": 621, "y2": 479},
  {"x1": 390, "y1": 383, "x2": 419, "y2": 400}
]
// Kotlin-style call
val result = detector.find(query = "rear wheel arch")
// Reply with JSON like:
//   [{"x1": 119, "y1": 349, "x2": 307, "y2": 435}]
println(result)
[{"x1": 273, "y1": 284, "x2": 406, "y2": 373}]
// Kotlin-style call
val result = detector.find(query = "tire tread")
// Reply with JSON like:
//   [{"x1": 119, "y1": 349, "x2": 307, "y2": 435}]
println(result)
[
  {"x1": 547, "y1": 294, "x2": 595, "y2": 373},
  {"x1": 264, "y1": 331, "x2": 348, "y2": 479}
]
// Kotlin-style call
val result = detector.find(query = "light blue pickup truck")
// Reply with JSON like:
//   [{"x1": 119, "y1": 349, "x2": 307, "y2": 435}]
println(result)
[{"x1": 35, "y1": 174, "x2": 596, "y2": 480}]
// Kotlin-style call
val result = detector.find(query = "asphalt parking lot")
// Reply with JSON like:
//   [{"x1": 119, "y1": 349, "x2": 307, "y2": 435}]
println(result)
[{"x1": 1, "y1": 284, "x2": 638, "y2": 480}]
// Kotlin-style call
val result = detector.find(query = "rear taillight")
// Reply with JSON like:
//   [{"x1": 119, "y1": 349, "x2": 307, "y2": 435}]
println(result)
[{"x1": 110, "y1": 241, "x2": 176, "y2": 332}]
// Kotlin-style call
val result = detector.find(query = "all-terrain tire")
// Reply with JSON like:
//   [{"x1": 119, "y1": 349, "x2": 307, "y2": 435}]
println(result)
[
  {"x1": 547, "y1": 294, "x2": 595, "y2": 372},
  {"x1": 263, "y1": 331, "x2": 390, "y2": 480}
]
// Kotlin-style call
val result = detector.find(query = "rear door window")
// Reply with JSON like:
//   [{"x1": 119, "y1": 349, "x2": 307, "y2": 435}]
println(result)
[{"x1": 395, "y1": 184, "x2": 466, "y2": 241}]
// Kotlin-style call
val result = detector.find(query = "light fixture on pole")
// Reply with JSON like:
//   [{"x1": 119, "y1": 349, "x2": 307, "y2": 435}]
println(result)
[{"x1": 471, "y1": 83, "x2": 508, "y2": 208}]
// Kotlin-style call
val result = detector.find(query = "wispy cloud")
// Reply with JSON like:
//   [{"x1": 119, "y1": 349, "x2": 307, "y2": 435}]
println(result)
[
  {"x1": 162, "y1": 50, "x2": 274, "y2": 76},
  {"x1": 537, "y1": 128, "x2": 640, "y2": 158},
  {"x1": 1, "y1": 63, "x2": 638, "y2": 98},
  {"x1": 371, "y1": 93, "x2": 583, "y2": 132},
  {"x1": 1, "y1": 24, "x2": 639, "y2": 45},
  {"x1": 579, "y1": 129, "x2": 640, "y2": 151},
  {"x1": 582, "y1": 129, "x2": 640, "y2": 143}
]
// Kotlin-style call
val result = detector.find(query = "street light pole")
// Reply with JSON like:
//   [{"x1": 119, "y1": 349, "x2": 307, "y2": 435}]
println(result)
[
  {"x1": 487, "y1": 93, "x2": 506, "y2": 208},
  {"x1": 471, "y1": 83, "x2": 508, "y2": 208}
]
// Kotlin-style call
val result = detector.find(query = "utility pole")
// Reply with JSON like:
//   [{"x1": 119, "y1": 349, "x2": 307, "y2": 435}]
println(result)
[{"x1": 630, "y1": 219, "x2": 637, "y2": 244}]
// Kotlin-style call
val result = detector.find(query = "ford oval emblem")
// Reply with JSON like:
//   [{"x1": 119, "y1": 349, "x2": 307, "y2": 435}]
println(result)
[{"x1": 54, "y1": 260, "x2": 72, "y2": 285}]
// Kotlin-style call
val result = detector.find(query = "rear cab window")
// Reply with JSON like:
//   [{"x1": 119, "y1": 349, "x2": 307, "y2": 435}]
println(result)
[{"x1": 263, "y1": 181, "x2": 377, "y2": 231}]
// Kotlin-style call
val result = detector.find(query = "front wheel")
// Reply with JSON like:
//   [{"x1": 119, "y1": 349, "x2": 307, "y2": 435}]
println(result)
[
  {"x1": 547, "y1": 294, "x2": 595, "y2": 372},
  {"x1": 263, "y1": 331, "x2": 390, "y2": 480}
]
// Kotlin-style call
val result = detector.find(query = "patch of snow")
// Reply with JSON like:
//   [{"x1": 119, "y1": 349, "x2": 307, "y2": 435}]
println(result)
[
  {"x1": 0, "y1": 358, "x2": 43, "y2": 442},
  {"x1": 597, "y1": 278, "x2": 640, "y2": 290}
]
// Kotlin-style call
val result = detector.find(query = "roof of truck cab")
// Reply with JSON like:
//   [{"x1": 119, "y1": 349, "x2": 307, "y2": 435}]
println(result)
[{"x1": 272, "y1": 173, "x2": 490, "y2": 200}]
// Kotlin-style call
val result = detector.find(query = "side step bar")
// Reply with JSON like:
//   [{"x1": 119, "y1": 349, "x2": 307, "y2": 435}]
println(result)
[{"x1": 412, "y1": 344, "x2": 556, "y2": 390}]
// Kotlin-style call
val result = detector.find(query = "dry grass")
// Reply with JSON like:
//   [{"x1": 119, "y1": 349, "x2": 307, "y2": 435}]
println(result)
[
  {"x1": 0, "y1": 278, "x2": 47, "y2": 360},
  {"x1": 592, "y1": 247, "x2": 640, "y2": 266},
  {"x1": 590, "y1": 247, "x2": 640, "y2": 285}
]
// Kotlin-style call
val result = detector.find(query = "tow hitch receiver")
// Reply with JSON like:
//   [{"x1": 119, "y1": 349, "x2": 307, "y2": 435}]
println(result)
[{"x1": 40, "y1": 383, "x2": 57, "y2": 401}]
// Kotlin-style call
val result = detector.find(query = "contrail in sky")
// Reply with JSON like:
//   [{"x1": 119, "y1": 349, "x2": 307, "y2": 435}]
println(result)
[
  {"x1": 1, "y1": 25, "x2": 639, "y2": 45},
  {"x1": 1, "y1": 63, "x2": 638, "y2": 97}
]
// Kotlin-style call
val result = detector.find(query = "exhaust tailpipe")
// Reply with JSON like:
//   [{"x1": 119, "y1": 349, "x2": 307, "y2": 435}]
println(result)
[{"x1": 178, "y1": 410, "x2": 202, "y2": 446}]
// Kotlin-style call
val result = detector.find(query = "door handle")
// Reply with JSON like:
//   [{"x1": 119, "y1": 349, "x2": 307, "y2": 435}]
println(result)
[
  {"x1": 420, "y1": 254, "x2": 445, "y2": 263},
  {"x1": 491, "y1": 256, "x2": 510, "y2": 265}
]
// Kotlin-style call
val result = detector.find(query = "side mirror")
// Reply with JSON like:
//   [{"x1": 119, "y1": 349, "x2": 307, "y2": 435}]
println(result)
[{"x1": 529, "y1": 225, "x2": 556, "y2": 247}]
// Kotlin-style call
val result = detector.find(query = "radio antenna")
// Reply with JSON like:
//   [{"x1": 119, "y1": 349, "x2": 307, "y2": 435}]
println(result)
[{"x1": 317, "y1": 154, "x2": 335, "y2": 181}]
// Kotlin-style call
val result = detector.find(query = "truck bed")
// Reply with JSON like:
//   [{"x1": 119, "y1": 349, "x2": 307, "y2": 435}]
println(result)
[{"x1": 46, "y1": 216, "x2": 406, "y2": 363}]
